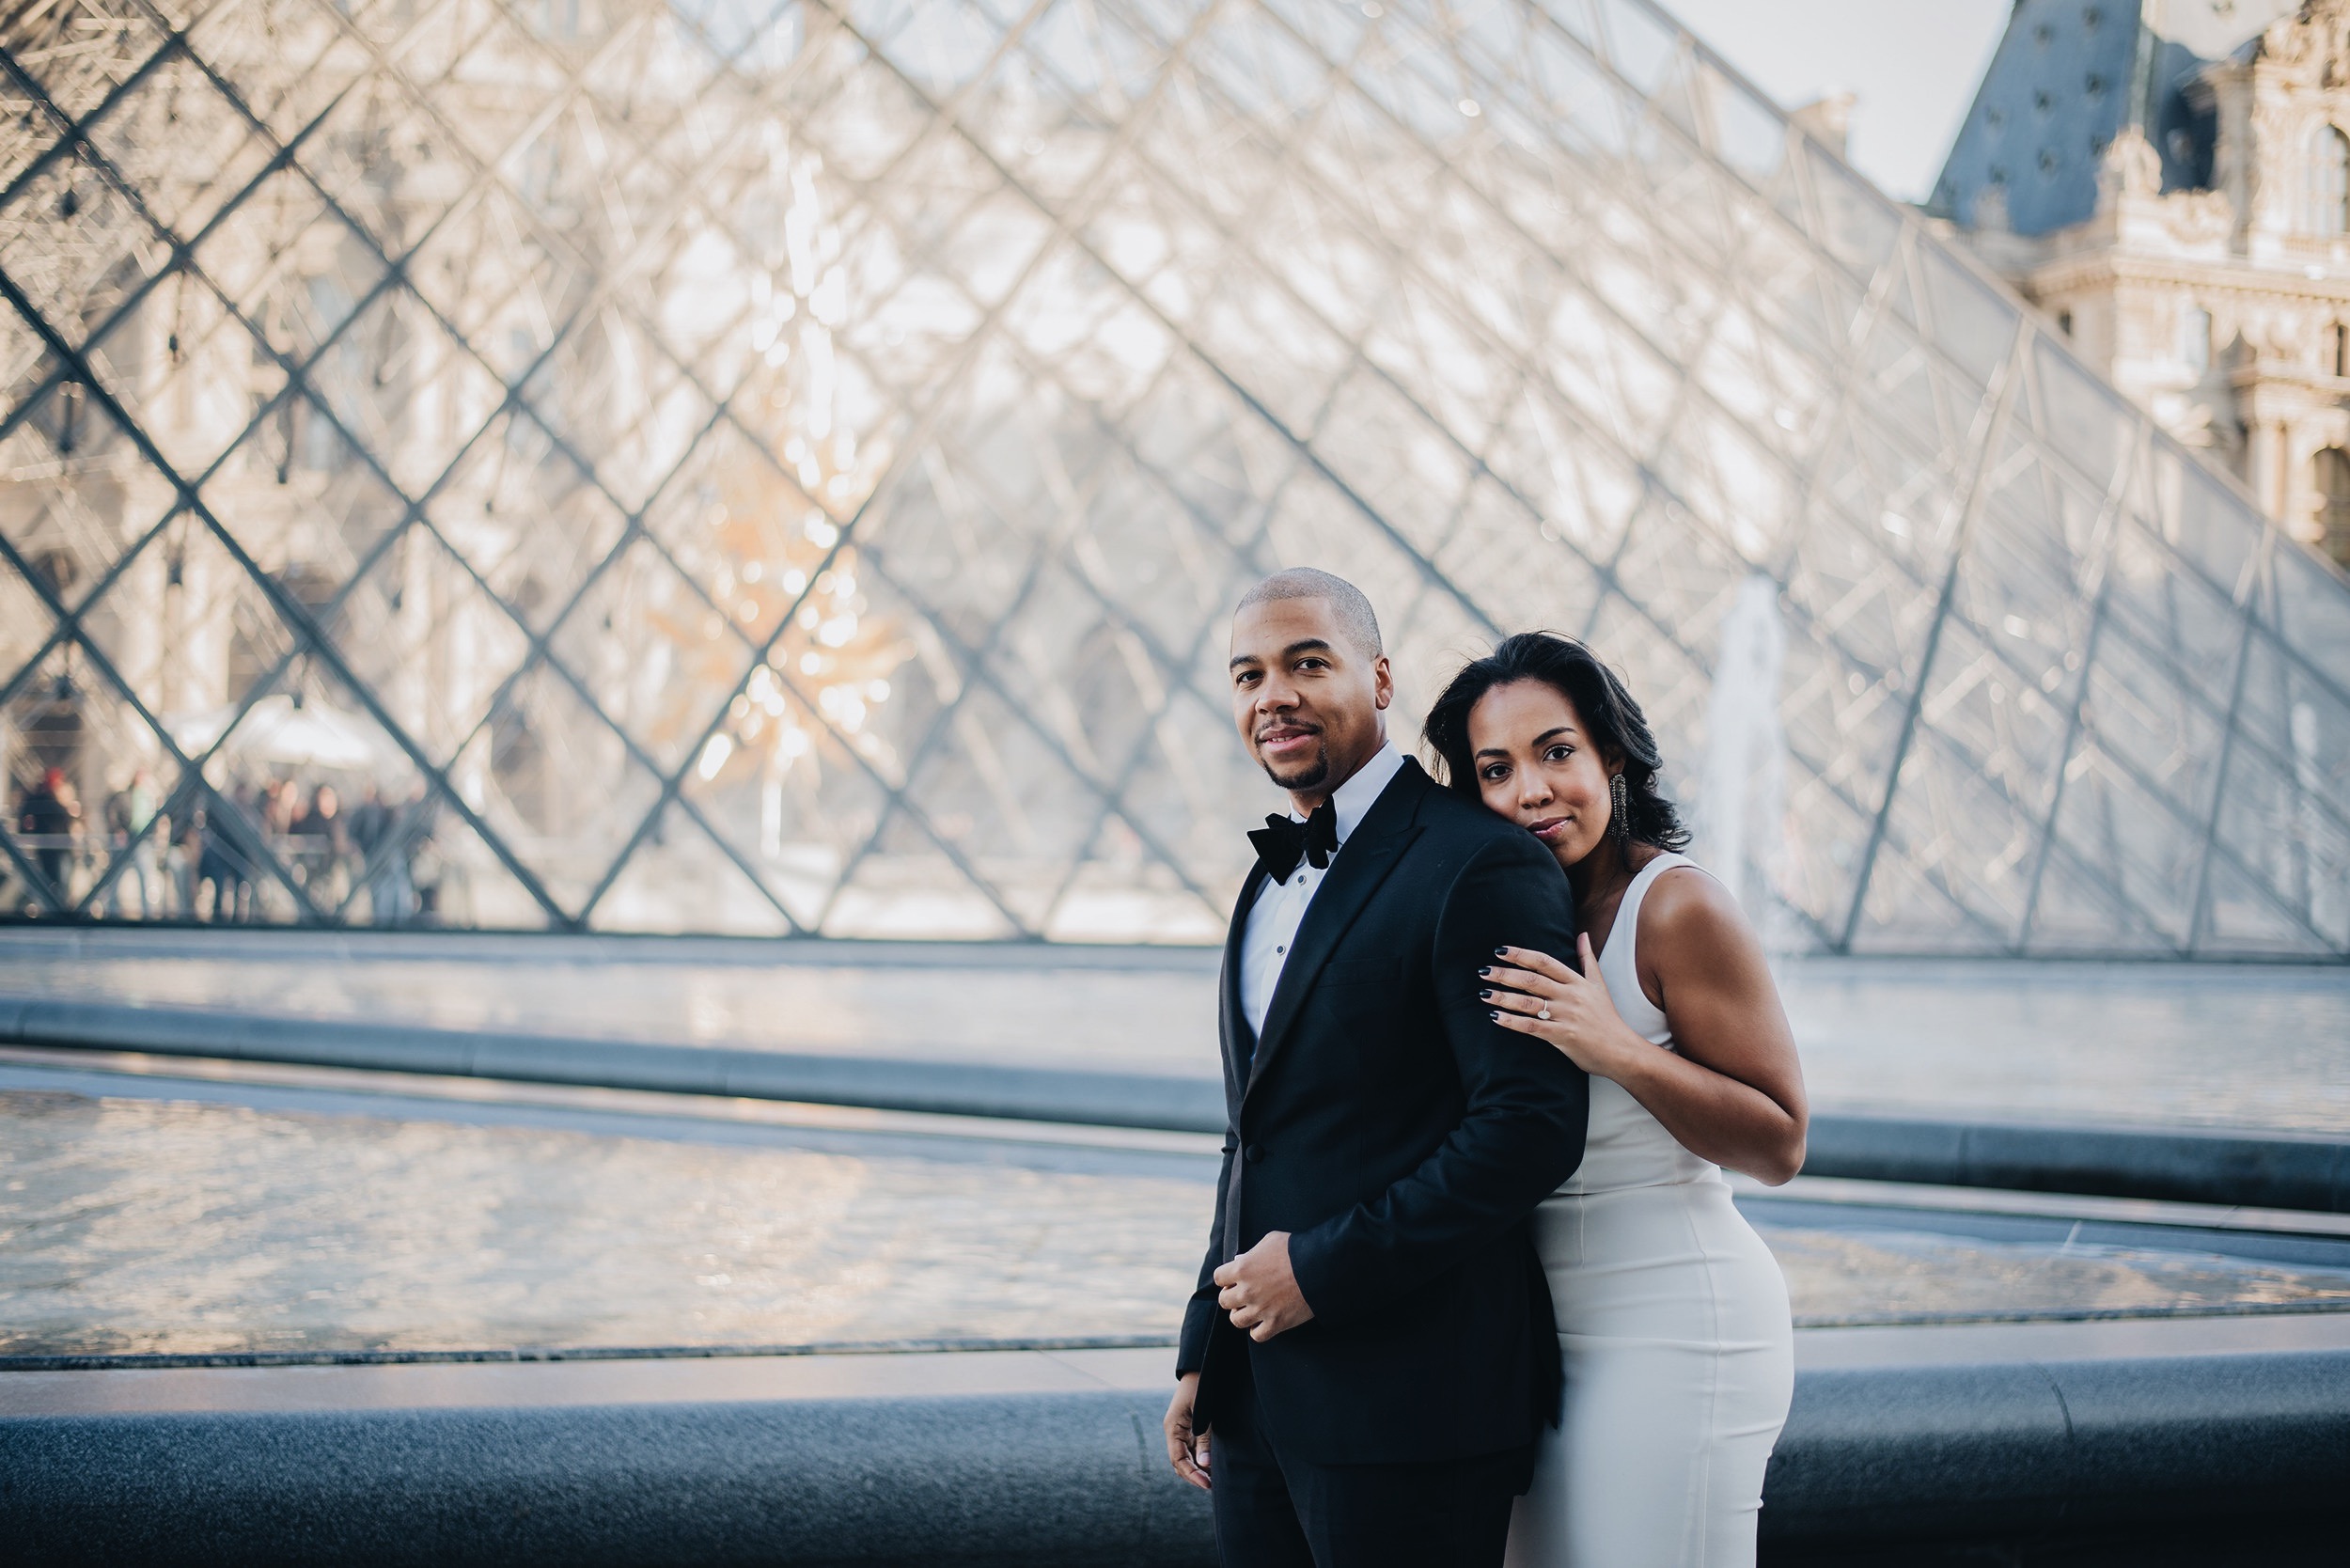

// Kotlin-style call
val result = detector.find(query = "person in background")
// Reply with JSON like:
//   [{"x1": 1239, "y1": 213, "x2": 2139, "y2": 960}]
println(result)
[
  {"x1": 347, "y1": 784, "x2": 409, "y2": 926},
  {"x1": 290, "y1": 783, "x2": 349, "y2": 907},
  {"x1": 19, "y1": 767, "x2": 81, "y2": 904},
  {"x1": 404, "y1": 786, "x2": 444, "y2": 926},
  {"x1": 196, "y1": 793, "x2": 254, "y2": 922},
  {"x1": 259, "y1": 778, "x2": 296, "y2": 839},
  {"x1": 106, "y1": 769, "x2": 160, "y2": 919},
  {"x1": 166, "y1": 803, "x2": 200, "y2": 919}
]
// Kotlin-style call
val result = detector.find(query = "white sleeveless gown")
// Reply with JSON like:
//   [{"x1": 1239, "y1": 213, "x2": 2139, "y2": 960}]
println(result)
[{"x1": 1505, "y1": 854, "x2": 1794, "y2": 1568}]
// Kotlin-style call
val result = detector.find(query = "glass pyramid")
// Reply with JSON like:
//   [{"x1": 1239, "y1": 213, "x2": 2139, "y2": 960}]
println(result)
[{"x1": 3, "y1": 0, "x2": 2346, "y2": 956}]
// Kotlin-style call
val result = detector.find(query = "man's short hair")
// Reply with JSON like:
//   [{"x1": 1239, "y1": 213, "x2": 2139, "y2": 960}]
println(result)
[{"x1": 1235, "y1": 568, "x2": 1384, "y2": 659}]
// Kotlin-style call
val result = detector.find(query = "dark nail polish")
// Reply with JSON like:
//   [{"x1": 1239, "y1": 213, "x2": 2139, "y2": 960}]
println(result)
[
  {"x1": 1477, "y1": 965, "x2": 1492, "y2": 978},
  {"x1": 1479, "y1": 989, "x2": 1493, "y2": 1000},
  {"x1": 1494, "y1": 948, "x2": 1507, "y2": 957},
  {"x1": 1489, "y1": 1011, "x2": 1502, "y2": 1021}
]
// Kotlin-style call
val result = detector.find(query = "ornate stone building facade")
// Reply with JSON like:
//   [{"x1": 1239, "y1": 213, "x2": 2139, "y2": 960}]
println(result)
[{"x1": 1935, "y1": 0, "x2": 2350, "y2": 567}]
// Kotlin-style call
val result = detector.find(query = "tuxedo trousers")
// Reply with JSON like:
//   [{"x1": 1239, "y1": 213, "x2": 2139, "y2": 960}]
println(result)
[{"x1": 1210, "y1": 1351, "x2": 1531, "y2": 1568}]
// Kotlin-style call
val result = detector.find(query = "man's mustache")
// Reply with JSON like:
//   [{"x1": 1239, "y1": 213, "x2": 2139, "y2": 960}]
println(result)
[{"x1": 1255, "y1": 721, "x2": 1324, "y2": 744}]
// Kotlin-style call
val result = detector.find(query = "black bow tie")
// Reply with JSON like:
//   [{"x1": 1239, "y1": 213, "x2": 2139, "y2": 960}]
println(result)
[{"x1": 1249, "y1": 803, "x2": 1340, "y2": 884}]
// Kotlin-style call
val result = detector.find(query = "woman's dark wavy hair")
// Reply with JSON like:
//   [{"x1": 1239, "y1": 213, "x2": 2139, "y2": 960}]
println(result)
[{"x1": 1422, "y1": 632, "x2": 1690, "y2": 852}]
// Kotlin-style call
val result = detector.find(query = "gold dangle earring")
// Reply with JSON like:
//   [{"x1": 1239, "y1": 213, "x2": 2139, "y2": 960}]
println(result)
[{"x1": 1609, "y1": 772, "x2": 1632, "y2": 849}]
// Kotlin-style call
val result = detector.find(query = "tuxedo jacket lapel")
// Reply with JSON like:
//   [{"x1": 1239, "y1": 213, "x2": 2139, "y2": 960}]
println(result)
[
  {"x1": 1219, "y1": 864, "x2": 1265, "y2": 1109},
  {"x1": 1246, "y1": 761, "x2": 1428, "y2": 1097}
]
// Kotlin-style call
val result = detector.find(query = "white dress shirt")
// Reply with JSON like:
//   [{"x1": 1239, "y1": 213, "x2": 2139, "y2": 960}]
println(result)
[{"x1": 1239, "y1": 741, "x2": 1407, "y2": 1042}]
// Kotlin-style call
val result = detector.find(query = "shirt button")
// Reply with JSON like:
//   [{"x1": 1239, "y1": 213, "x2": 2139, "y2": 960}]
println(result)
[
  {"x1": 1245, "y1": 1144, "x2": 1266, "y2": 1164},
  {"x1": 1275, "y1": 945, "x2": 1284, "y2": 954}
]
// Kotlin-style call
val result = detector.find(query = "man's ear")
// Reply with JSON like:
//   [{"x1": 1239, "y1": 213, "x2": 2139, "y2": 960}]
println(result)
[{"x1": 1372, "y1": 654, "x2": 1394, "y2": 710}]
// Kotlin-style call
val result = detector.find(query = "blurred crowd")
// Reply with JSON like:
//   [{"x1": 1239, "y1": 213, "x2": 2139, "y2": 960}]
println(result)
[{"x1": 6, "y1": 768, "x2": 447, "y2": 924}]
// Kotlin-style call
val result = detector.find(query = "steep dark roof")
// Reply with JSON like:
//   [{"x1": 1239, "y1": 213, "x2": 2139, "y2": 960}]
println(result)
[{"x1": 1930, "y1": 0, "x2": 2270, "y2": 234}]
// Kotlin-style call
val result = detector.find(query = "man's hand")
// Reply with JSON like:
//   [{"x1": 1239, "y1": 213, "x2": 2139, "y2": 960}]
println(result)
[
  {"x1": 1214, "y1": 1231, "x2": 1315, "y2": 1342},
  {"x1": 1164, "y1": 1372, "x2": 1212, "y2": 1491}
]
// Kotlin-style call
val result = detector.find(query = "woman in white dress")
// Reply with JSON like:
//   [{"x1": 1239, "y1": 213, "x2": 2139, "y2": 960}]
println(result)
[{"x1": 1421, "y1": 631, "x2": 1809, "y2": 1568}]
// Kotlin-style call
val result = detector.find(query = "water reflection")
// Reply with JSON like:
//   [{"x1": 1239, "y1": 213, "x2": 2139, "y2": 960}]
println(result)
[
  {"x1": 3, "y1": 1089, "x2": 2346, "y2": 1360},
  {"x1": 0, "y1": 1091, "x2": 1206, "y2": 1357}
]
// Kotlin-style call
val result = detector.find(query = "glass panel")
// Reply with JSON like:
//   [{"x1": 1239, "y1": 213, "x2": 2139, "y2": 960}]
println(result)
[
  {"x1": 1846, "y1": 826, "x2": 2011, "y2": 955},
  {"x1": 0, "y1": 0, "x2": 2341, "y2": 951},
  {"x1": 1596, "y1": 0, "x2": 1680, "y2": 95},
  {"x1": 679, "y1": 660, "x2": 902, "y2": 930},
  {"x1": 86, "y1": 516, "x2": 303, "y2": 729},
  {"x1": 2029, "y1": 334, "x2": 2132, "y2": 493},
  {"x1": 550, "y1": 533, "x2": 757, "y2": 777},
  {"x1": 1777, "y1": 753, "x2": 1872, "y2": 944},
  {"x1": 589, "y1": 801, "x2": 795, "y2": 934},
  {"x1": 0, "y1": 563, "x2": 57, "y2": 694},
  {"x1": 321, "y1": 525, "x2": 535, "y2": 768},
  {"x1": 184, "y1": 0, "x2": 378, "y2": 148},
  {"x1": 822, "y1": 801, "x2": 1024, "y2": 940},
  {"x1": 2199, "y1": 851, "x2": 2332, "y2": 958},
  {"x1": 0, "y1": 146, "x2": 163, "y2": 344},
  {"x1": 2026, "y1": 842, "x2": 2179, "y2": 955},
  {"x1": 428, "y1": 411, "x2": 633, "y2": 633},
  {"x1": 81, "y1": 52, "x2": 278, "y2": 243},
  {"x1": 447, "y1": 656, "x2": 667, "y2": 919},
  {"x1": 1915, "y1": 243, "x2": 2016, "y2": 393},
  {"x1": 0, "y1": 0, "x2": 175, "y2": 125},
  {"x1": 2221, "y1": 635, "x2": 2350, "y2": 954},
  {"x1": 1799, "y1": 143, "x2": 1902, "y2": 282},
  {"x1": 0, "y1": 384, "x2": 177, "y2": 607},
  {"x1": 1430, "y1": 478, "x2": 1606, "y2": 642},
  {"x1": 2044, "y1": 733, "x2": 2201, "y2": 951},
  {"x1": 2071, "y1": 622, "x2": 2230, "y2": 832}
]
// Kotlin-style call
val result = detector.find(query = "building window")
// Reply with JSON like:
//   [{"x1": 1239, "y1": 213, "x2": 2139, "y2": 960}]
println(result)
[
  {"x1": 2182, "y1": 306, "x2": 2211, "y2": 375},
  {"x1": 2318, "y1": 448, "x2": 2350, "y2": 568},
  {"x1": 2309, "y1": 127, "x2": 2350, "y2": 233},
  {"x1": 2330, "y1": 323, "x2": 2347, "y2": 378}
]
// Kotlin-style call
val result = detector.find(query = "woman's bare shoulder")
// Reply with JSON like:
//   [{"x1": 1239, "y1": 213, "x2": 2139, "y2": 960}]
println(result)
[{"x1": 1637, "y1": 861, "x2": 1761, "y2": 967}]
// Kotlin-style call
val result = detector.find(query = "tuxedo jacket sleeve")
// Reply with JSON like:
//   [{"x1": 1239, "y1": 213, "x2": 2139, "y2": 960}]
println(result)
[
  {"x1": 1178, "y1": 1132, "x2": 1237, "y2": 1376},
  {"x1": 1282, "y1": 827, "x2": 1589, "y2": 1324}
]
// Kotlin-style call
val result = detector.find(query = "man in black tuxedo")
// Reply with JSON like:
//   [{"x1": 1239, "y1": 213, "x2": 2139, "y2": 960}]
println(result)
[{"x1": 1162, "y1": 569, "x2": 1590, "y2": 1567}]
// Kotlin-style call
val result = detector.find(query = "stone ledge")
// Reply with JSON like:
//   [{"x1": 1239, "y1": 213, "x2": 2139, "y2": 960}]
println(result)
[
  {"x1": 1799, "y1": 1115, "x2": 2350, "y2": 1215},
  {"x1": 3, "y1": 1349, "x2": 2345, "y2": 1566},
  {"x1": 0, "y1": 996, "x2": 1227, "y2": 1132}
]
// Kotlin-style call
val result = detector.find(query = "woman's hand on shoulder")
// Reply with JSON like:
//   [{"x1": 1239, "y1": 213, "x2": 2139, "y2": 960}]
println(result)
[{"x1": 1480, "y1": 935, "x2": 1648, "y2": 1081}]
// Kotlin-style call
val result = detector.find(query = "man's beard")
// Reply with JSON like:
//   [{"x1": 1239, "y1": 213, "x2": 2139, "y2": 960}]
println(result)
[{"x1": 1257, "y1": 738, "x2": 1330, "y2": 792}]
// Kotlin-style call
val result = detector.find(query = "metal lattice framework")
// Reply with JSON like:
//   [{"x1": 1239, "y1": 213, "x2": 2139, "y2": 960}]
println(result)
[{"x1": 2, "y1": 0, "x2": 2347, "y2": 953}]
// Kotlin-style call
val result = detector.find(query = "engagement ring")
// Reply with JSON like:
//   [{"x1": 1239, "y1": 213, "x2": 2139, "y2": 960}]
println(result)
[{"x1": 1537, "y1": 1007, "x2": 1551, "y2": 1020}]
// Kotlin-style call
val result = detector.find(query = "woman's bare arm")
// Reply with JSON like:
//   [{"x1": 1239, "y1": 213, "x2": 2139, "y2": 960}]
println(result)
[
  {"x1": 1613, "y1": 870, "x2": 1807, "y2": 1183},
  {"x1": 1483, "y1": 869, "x2": 1808, "y2": 1184}
]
